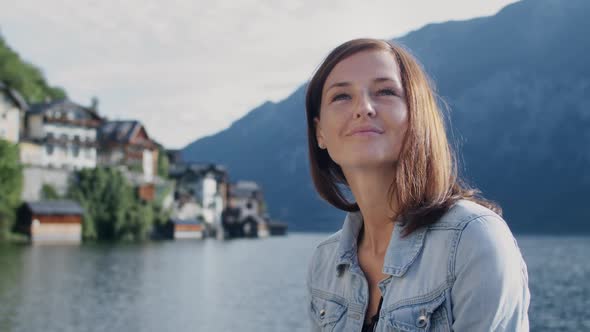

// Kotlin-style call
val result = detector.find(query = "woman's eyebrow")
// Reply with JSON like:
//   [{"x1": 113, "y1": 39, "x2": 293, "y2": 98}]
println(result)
[
  {"x1": 374, "y1": 77, "x2": 404, "y2": 92},
  {"x1": 325, "y1": 77, "x2": 400, "y2": 93},
  {"x1": 374, "y1": 77, "x2": 397, "y2": 84},
  {"x1": 325, "y1": 81, "x2": 351, "y2": 92}
]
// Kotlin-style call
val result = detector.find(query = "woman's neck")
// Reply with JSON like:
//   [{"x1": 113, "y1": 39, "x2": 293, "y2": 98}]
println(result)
[{"x1": 344, "y1": 167, "x2": 397, "y2": 257}]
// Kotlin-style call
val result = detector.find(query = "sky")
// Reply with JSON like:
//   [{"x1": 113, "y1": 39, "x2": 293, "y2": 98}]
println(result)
[{"x1": 0, "y1": 0, "x2": 519, "y2": 149}]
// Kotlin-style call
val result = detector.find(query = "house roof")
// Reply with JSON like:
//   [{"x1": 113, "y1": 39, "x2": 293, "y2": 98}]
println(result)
[
  {"x1": 230, "y1": 181, "x2": 261, "y2": 198},
  {"x1": 98, "y1": 120, "x2": 156, "y2": 147},
  {"x1": 99, "y1": 120, "x2": 139, "y2": 143},
  {"x1": 234, "y1": 181, "x2": 260, "y2": 190},
  {"x1": 0, "y1": 82, "x2": 29, "y2": 110},
  {"x1": 168, "y1": 162, "x2": 227, "y2": 179},
  {"x1": 28, "y1": 99, "x2": 101, "y2": 120},
  {"x1": 25, "y1": 200, "x2": 85, "y2": 215}
]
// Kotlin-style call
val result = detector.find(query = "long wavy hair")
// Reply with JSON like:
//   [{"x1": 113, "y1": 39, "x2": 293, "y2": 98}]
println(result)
[{"x1": 305, "y1": 38, "x2": 500, "y2": 236}]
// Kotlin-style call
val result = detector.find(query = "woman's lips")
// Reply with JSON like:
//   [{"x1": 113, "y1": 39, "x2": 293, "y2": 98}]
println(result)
[{"x1": 347, "y1": 125, "x2": 384, "y2": 136}]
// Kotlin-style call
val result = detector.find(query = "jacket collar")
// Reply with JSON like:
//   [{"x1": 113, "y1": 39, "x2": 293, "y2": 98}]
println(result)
[{"x1": 336, "y1": 211, "x2": 427, "y2": 277}]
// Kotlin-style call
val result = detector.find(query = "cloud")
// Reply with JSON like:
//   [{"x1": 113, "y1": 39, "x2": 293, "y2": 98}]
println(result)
[{"x1": 0, "y1": 0, "x2": 518, "y2": 148}]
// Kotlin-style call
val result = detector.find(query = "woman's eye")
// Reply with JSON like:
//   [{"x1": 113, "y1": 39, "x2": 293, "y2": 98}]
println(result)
[
  {"x1": 332, "y1": 93, "x2": 351, "y2": 102},
  {"x1": 376, "y1": 88, "x2": 396, "y2": 96}
]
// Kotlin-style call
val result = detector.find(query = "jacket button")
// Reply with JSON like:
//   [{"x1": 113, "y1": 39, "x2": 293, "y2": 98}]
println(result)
[
  {"x1": 319, "y1": 309, "x2": 326, "y2": 319},
  {"x1": 416, "y1": 314, "x2": 427, "y2": 328}
]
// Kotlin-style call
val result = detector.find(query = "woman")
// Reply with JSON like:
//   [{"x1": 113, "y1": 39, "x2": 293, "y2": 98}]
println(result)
[{"x1": 305, "y1": 39, "x2": 530, "y2": 331}]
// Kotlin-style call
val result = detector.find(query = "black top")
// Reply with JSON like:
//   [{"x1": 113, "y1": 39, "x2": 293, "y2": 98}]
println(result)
[{"x1": 361, "y1": 297, "x2": 383, "y2": 332}]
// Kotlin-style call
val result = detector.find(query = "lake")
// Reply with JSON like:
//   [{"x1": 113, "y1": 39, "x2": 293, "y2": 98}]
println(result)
[{"x1": 0, "y1": 234, "x2": 588, "y2": 331}]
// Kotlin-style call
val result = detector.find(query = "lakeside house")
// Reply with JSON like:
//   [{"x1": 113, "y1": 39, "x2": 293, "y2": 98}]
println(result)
[
  {"x1": 19, "y1": 99, "x2": 102, "y2": 170},
  {"x1": 15, "y1": 200, "x2": 83, "y2": 244},
  {"x1": 165, "y1": 149, "x2": 183, "y2": 165},
  {"x1": 16, "y1": 99, "x2": 102, "y2": 202},
  {"x1": 221, "y1": 207, "x2": 265, "y2": 238},
  {"x1": 168, "y1": 163, "x2": 228, "y2": 236},
  {"x1": 227, "y1": 180, "x2": 288, "y2": 237},
  {"x1": 223, "y1": 181, "x2": 268, "y2": 238},
  {"x1": 0, "y1": 82, "x2": 28, "y2": 143},
  {"x1": 98, "y1": 120, "x2": 159, "y2": 184},
  {"x1": 228, "y1": 181, "x2": 265, "y2": 218},
  {"x1": 161, "y1": 217, "x2": 205, "y2": 240},
  {"x1": 220, "y1": 180, "x2": 292, "y2": 239},
  {"x1": 165, "y1": 161, "x2": 286, "y2": 240}
]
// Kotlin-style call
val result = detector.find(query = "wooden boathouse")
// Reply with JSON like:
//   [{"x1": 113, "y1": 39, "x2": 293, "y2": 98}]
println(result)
[
  {"x1": 162, "y1": 217, "x2": 205, "y2": 240},
  {"x1": 16, "y1": 200, "x2": 84, "y2": 244}
]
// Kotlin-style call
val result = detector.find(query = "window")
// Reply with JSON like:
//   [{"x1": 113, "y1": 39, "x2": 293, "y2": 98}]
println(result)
[
  {"x1": 72, "y1": 145, "x2": 80, "y2": 158},
  {"x1": 46, "y1": 144, "x2": 54, "y2": 155}
]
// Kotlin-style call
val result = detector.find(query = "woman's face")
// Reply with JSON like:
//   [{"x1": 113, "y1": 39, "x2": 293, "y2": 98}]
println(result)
[{"x1": 315, "y1": 50, "x2": 409, "y2": 171}]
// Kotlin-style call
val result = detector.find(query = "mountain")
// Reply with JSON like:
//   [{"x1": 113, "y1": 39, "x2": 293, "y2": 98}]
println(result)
[{"x1": 183, "y1": 0, "x2": 590, "y2": 234}]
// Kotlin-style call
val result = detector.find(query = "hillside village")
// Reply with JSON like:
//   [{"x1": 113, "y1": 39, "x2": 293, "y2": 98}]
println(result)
[{"x1": 0, "y1": 82, "x2": 287, "y2": 244}]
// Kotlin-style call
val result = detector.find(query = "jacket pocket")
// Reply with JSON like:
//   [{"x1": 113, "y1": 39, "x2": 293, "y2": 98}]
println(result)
[
  {"x1": 384, "y1": 293, "x2": 449, "y2": 332},
  {"x1": 310, "y1": 293, "x2": 348, "y2": 331}
]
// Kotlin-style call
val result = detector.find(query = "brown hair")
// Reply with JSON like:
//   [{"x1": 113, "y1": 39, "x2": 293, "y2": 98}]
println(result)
[{"x1": 305, "y1": 38, "x2": 500, "y2": 236}]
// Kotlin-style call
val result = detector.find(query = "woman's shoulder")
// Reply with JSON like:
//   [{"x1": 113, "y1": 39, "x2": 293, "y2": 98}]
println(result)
[
  {"x1": 446, "y1": 201, "x2": 530, "y2": 329},
  {"x1": 315, "y1": 229, "x2": 343, "y2": 248},
  {"x1": 309, "y1": 230, "x2": 342, "y2": 264},
  {"x1": 429, "y1": 199, "x2": 523, "y2": 271},
  {"x1": 306, "y1": 229, "x2": 348, "y2": 284},
  {"x1": 432, "y1": 199, "x2": 506, "y2": 230},
  {"x1": 436, "y1": 199, "x2": 525, "y2": 278}
]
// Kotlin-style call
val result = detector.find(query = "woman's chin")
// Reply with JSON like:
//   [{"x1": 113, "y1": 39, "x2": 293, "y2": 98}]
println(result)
[{"x1": 339, "y1": 154, "x2": 397, "y2": 170}]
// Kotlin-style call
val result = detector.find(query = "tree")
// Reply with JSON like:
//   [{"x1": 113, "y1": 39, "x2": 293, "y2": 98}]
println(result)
[
  {"x1": 40, "y1": 183, "x2": 60, "y2": 200},
  {"x1": 157, "y1": 146, "x2": 169, "y2": 179},
  {"x1": 120, "y1": 200, "x2": 153, "y2": 242},
  {"x1": 0, "y1": 34, "x2": 66, "y2": 103},
  {"x1": 68, "y1": 167, "x2": 132, "y2": 240},
  {"x1": 67, "y1": 167, "x2": 158, "y2": 242},
  {"x1": 0, "y1": 139, "x2": 23, "y2": 240}
]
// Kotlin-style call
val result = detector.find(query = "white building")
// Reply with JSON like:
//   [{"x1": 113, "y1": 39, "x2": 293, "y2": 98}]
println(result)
[
  {"x1": 169, "y1": 163, "x2": 228, "y2": 229},
  {"x1": 22, "y1": 99, "x2": 102, "y2": 169},
  {"x1": 0, "y1": 82, "x2": 28, "y2": 143}
]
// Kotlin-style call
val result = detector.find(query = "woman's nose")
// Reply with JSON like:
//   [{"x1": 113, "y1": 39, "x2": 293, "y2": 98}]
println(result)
[{"x1": 354, "y1": 93, "x2": 376, "y2": 119}]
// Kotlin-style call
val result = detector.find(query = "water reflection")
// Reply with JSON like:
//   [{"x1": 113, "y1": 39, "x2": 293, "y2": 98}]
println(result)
[{"x1": 0, "y1": 235, "x2": 588, "y2": 331}]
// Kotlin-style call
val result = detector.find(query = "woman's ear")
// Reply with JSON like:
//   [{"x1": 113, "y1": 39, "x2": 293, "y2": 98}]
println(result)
[{"x1": 314, "y1": 117, "x2": 326, "y2": 149}]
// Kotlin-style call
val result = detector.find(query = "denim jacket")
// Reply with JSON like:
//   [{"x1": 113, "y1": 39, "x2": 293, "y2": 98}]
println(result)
[{"x1": 306, "y1": 200, "x2": 530, "y2": 331}]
